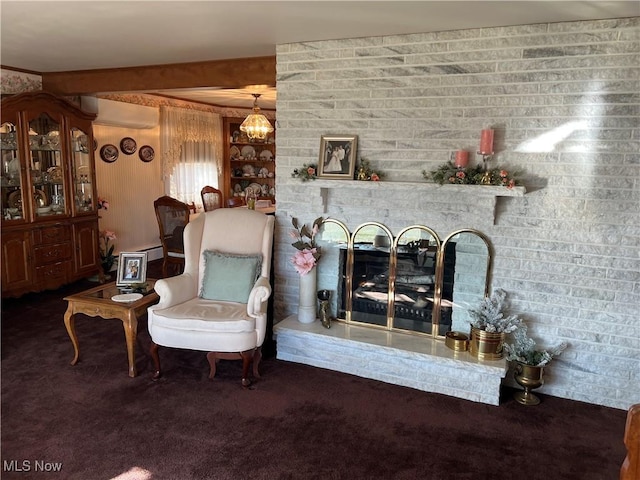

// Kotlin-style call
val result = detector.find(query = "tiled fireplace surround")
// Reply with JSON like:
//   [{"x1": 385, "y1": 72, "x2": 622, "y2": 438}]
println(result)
[{"x1": 274, "y1": 183, "x2": 522, "y2": 405}]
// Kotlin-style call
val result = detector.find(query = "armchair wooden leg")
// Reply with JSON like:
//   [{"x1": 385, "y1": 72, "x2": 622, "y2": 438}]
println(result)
[
  {"x1": 150, "y1": 341, "x2": 161, "y2": 380},
  {"x1": 240, "y1": 349, "x2": 254, "y2": 387},
  {"x1": 206, "y1": 350, "x2": 259, "y2": 387},
  {"x1": 206, "y1": 352, "x2": 218, "y2": 380},
  {"x1": 253, "y1": 347, "x2": 262, "y2": 379}
]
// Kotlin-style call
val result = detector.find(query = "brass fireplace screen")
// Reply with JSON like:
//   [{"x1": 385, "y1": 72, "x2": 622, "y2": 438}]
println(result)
[{"x1": 315, "y1": 219, "x2": 493, "y2": 339}]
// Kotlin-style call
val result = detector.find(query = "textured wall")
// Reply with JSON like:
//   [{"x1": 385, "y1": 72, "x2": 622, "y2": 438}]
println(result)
[
  {"x1": 273, "y1": 18, "x2": 639, "y2": 409},
  {"x1": 94, "y1": 124, "x2": 164, "y2": 255}
]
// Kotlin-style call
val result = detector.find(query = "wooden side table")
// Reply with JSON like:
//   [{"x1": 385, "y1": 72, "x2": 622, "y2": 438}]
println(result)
[{"x1": 63, "y1": 280, "x2": 159, "y2": 377}]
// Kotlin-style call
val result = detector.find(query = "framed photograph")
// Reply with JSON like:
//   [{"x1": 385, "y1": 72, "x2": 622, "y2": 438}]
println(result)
[
  {"x1": 318, "y1": 135, "x2": 358, "y2": 179},
  {"x1": 116, "y1": 252, "x2": 148, "y2": 286}
]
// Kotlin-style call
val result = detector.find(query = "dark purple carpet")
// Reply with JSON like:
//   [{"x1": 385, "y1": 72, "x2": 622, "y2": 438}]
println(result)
[{"x1": 1, "y1": 261, "x2": 627, "y2": 479}]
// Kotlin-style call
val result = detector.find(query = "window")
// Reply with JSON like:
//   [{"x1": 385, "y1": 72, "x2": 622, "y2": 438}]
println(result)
[{"x1": 161, "y1": 107, "x2": 223, "y2": 209}]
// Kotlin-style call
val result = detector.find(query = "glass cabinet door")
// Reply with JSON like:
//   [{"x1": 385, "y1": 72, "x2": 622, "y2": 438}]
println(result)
[
  {"x1": 70, "y1": 127, "x2": 94, "y2": 213},
  {"x1": 28, "y1": 112, "x2": 65, "y2": 219},
  {"x1": 1, "y1": 122, "x2": 24, "y2": 221}
]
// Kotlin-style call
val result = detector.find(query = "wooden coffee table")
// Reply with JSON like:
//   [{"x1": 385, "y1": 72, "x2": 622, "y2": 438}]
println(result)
[{"x1": 63, "y1": 280, "x2": 159, "y2": 377}]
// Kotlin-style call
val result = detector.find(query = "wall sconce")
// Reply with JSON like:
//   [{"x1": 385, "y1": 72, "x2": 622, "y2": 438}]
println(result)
[{"x1": 240, "y1": 94, "x2": 274, "y2": 141}]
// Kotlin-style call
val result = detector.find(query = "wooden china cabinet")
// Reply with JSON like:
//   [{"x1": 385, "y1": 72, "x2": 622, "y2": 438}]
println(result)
[
  {"x1": 1, "y1": 91, "x2": 100, "y2": 298},
  {"x1": 222, "y1": 117, "x2": 276, "y2": 205}
]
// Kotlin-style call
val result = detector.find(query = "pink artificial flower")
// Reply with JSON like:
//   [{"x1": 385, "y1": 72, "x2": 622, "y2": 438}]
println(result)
[
  {"x1": 98, "y1": 197, "x2": 109, "y2": 210},
  {"x1": 103, "y1": 230, "x2": 117, "y2": 241},
  {"x1": 507, "y1": 179, "x2": 515, "y2": 189},
  {"x1": 456, "y1": 171, "x2": 466, "y2": 179},
  {"x1": 448, "y1": 176, "x2": 456, "y2": 183},
  {"x1": 307, "y1": 166, "x2": 316, "y2": 176},
  {"x1": 371, "y1": 173, "x2": 380, "y2": 181},
  {"x1": 500, "y1": 170, "x2": 508, "y2": 178},
  {"x1": 292, "y1": 248, "x2": 317, "y2": 276}
]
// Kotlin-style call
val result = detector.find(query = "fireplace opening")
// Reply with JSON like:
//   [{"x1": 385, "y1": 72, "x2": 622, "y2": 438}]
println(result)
[
  {"x1": 338, "y1": 242, "x2": 455, "y2": 335},
  {"x1": 315, "y1": 219, "x2": 491, "y2": 339}
]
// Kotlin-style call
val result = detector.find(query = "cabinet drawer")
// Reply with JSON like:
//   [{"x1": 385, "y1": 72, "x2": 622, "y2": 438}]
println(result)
[
  {"x1": 35, "y1": 261, "x2": 69, "y2": 286},
  {"x1": 34, "y1": 242, "x2": 72, "y2": 265},
  {"x1": 33, "y1": 225, "x2": 71, "y2": 245}
]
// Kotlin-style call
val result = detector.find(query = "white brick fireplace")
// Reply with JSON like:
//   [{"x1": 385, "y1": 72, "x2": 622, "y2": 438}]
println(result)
[
  {"x1": 273, "y1": 182, "x2": 522, "y2": 405},
  {"x1": 271, "y1": 17, "x2": 640, "y2": 410}
]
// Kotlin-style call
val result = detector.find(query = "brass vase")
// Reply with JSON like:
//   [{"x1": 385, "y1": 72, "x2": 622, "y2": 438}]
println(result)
[
  {"x1": 469, "y1": 327, "x2": 505, "y2": 360},
  {"x1": 513, "y1": 362, "x2": 544, "y2": 405}
]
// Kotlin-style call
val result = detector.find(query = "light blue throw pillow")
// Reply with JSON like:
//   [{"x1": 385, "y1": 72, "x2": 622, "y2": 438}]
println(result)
[{"x1": 200, "y1": 250, "x2": 262, "y2": 303}]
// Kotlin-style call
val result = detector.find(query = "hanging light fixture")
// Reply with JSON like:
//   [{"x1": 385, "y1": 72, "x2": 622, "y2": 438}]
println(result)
[{"x1": 240, "y1": 93, "x2": 274, "y2": 141}]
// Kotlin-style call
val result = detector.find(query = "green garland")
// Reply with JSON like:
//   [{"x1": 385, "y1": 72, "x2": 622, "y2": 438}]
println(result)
[
  {"x1": 291, "y1": 163, "x2": 318, "y2": 182},
  {"x1": 355, "y1": 158, "x2": 384, "y2": 181},
  {"x1": 422, "y1": 161, "x2": 521, "y2": 187}
]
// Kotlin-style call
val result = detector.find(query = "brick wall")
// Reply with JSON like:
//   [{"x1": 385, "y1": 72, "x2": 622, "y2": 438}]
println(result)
[{"x1": 272, "y1": 17, "x2": 639, "y2": 409}]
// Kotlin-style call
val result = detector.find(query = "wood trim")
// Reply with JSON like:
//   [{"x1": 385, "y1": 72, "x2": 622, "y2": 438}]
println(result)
[
  {"x1": 621, "y1": 404, "x2": 640, "y2": 480},
  {"x1": 42, "y1": 56, "x2": 276, "y2": 96},
  {"x1": 2, "y1": 91, "x2": 96, "y2": 121}
]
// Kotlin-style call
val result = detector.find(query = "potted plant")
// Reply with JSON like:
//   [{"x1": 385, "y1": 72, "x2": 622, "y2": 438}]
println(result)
[
  {"x1": 503, "y1": 325, "x2": 567, "y2": 405},
  {"x1": 467, "y1": 288, "x2": 522, "y2": 360},
  {"x1": 99, "y1": 230, "x2": 117, "y2": 277}
]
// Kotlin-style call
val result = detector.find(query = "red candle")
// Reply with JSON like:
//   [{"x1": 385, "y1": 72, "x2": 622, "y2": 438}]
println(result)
[
  {"x1": 479, "y1": 129, "x2": 494, "y2": 154},
  {"x1": 454, "y1": 150, "x2": 469, "y2": 168}
]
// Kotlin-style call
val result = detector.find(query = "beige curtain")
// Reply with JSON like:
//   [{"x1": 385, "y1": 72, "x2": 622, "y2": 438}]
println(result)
[{"x1": 160, "y1": 106, "x2": 223, "y2": 207}]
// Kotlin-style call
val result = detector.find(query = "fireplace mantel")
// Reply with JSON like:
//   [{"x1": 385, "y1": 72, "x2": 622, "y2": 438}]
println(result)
[
  {"x1": 289, "y1": 180, "x2": 526, "y2": 224},
  {"x1": 303, "y1": 179, "x2": 526, "y2": 198}
]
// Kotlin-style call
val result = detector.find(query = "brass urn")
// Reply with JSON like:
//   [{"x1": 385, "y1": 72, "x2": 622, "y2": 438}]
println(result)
[{"x1": 513, "y1": 362, "x2": 545, "y2": 405}]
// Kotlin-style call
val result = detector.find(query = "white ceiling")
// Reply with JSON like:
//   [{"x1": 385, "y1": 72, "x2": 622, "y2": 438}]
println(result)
[{"x1": 1, "y1": 1, "x2": 637, "y2": 109}]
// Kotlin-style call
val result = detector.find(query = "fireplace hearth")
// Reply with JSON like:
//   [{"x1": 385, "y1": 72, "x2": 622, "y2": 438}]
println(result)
[{"x1": 274, "y1": 316, "x2": 508, "y2": 405}]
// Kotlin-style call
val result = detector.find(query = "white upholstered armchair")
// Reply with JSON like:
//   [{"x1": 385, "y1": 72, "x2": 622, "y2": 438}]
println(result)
[{"x1": 147, "y1": 208, "x2": 275, "y2": 386}]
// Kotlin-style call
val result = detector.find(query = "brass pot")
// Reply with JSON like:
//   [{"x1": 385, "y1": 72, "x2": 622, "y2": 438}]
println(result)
[
  {"x1": 513, "y1": 362, "x2": 544, "y2": 405},
  {"x1": 469, "y1": 327, "x2": 505, "y2": 360}
]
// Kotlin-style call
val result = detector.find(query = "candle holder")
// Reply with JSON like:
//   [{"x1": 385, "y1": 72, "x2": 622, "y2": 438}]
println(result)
[
  {"x1": 477, "y1": 151, "x2": 494, "y2": 184},
  {"x1": 317, "y1": 289, "x2": 333, "y2": 329}
]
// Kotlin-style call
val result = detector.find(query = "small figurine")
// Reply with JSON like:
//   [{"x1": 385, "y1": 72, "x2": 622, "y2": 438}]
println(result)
[{"x1": 318, "y1": 290, "x2": 333, "y2": 329}]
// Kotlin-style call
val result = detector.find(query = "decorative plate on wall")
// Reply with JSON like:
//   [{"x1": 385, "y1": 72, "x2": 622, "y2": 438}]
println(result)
[
  {"x1": 120, "y1": 137, "x2": 137, "y2": 155},
  {"x1": 100, "y1": 144, "x2": 119, "y2": 163},
  {"x1": 138, "y1": 145, "x2": 155, "y2": 162}
]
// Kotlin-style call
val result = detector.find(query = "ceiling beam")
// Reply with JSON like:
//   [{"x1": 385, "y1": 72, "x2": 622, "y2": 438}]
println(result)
[{"x1": 42, "y1": 56, "x2": 276, "y2": 96}]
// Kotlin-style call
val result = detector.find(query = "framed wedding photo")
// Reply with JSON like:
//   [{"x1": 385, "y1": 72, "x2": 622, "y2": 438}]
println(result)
[
  {"x1": 116, "y1": 252, "x2": 148, "y2": 286},
  {"x1": 318, "y1": 135, "x2": 358, "y2": 179}
]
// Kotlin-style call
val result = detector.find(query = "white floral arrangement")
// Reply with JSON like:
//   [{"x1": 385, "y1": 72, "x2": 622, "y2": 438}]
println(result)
[
  {"x1": 468, "y1": 288, "x2": 523, "y2": 333},
  {"x1": 503, "y1": 325, "x2": 568, "y2": 367}
]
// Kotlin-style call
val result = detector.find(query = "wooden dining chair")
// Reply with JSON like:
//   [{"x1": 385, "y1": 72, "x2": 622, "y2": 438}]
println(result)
[
  {"x1": 200, "y1": 186, "x2": 223, "y2": 212},
  {"x1": 153, "y1": 195, "x2": 191, "y2": 277},
  {"x1": 227, "y1": 197, "x2": 245, "y2": 208}
]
